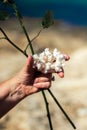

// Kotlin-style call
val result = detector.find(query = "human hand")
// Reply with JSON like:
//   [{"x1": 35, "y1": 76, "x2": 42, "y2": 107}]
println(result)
[
  {"x1": 11, "y1": 56, "x2": 52, "y2": 98},
  {"x1": 10, "y1": 54, "x2": 69, "y2": 99},
  {"x1": 0, "y1": 55, "x2": 52, "y2": 118},
  {"x1": 0, "y1": 54, "x2": 69, "y2": 118}
]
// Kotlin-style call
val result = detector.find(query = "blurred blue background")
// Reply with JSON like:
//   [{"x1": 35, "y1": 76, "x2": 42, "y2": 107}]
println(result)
[
  {"x1": 14, "y1": 0, "x2": 87, "y2": 26},
  {"x1": 0, "y1": 0, "x2": 87, "y2": 25}
]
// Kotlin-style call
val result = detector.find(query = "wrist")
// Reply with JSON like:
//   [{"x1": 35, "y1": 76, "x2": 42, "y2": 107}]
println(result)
[
  {"x1": 0, "y1": 77, "x2": 27, "y2": 118},
  {"x1": 8, "y1": 77, "x2": 27, "y2": 103},
  {"x1": 0, "y1": 78, "x2": 22, "y2": 118},
  {"x1": 0, "y1": 77, "x2": 26, "y2": 104}
]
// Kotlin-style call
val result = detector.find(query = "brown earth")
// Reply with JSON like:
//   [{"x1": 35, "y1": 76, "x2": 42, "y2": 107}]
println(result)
[{"x1": 0, "y1": 18, "x2": 87, "y2": 130}]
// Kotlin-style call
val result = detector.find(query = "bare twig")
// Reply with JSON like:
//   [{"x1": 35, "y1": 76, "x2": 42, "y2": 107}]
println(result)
[
  {"x1": 48, "y1": 89, "x2": 76, "y2": 129},
  {"x1": 12, "y1": 3, "x2": 34, "y2": 55},
  {"x1": 0, "y1": 27, "x2": 28, "y2": 57},
  {"x1": 0, "y1": 37, "x2": 6, "y2": 40},
  {"x1": 42, "y1": 91, "x2": 53, "y2": 130},
  {"x1": 24, "y1": 28, "x2": 43, "y2": 52},
  {"x1": 31, "y1": 28, "x2": 43, "y2": 42}
]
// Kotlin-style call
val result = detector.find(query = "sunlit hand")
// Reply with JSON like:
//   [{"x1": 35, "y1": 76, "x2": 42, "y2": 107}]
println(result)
[
  {"x1": 0, "y1": 54, "x2": 70, "y2": 118},
  {"x1": 11, "y1": 55, "x2": 52, "y2": 98}
]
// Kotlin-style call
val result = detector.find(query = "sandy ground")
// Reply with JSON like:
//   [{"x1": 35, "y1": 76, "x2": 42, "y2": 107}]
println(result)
[{"x1": 0, "y1": 18, "x2": 87, "y2": 130}]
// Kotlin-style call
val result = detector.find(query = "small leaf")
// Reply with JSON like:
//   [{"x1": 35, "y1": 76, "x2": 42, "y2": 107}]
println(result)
[
  {"x1": 42, "y1": 10, "x2": 54, "y2": 29},
  {"x1": 0, "y1": 10, "x2": 10, "y2": 20}
]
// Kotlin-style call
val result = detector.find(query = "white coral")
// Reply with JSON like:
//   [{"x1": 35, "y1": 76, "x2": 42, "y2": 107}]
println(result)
[{"x1": 33, "y1": 48, "x2": 67, "y2": 74}]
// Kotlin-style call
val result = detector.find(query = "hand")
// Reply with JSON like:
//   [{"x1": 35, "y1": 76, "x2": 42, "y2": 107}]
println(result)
[
  {"x1": 13, "y1": 54, "x2": 69, "y2": 98},
  {"x1": 0, "y1": 55, "x2": 52, "y2": 118},
  {"x1": 0, "y1": 54, "x2": 69, "y2": 118},
  {"x1": 10, "y1": 55, "x2": 52, "y2": 98}
]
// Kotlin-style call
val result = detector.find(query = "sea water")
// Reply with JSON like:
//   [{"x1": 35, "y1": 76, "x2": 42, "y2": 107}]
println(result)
[{"x1": 0, "y1": 1, "x2": 87, "y2": 26}]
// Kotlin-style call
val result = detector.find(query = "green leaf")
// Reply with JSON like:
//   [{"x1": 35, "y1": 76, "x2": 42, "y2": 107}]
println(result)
[
  {"x1": 0, "y1": 10, "x2": 10, "y2": 20},
  {"x1": 42, "y1": 10, "x2": 54, "y2": 29}
]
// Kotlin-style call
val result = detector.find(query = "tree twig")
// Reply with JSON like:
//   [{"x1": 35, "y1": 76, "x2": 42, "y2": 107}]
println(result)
[
  {"x1": 24, "y1": 28, "x2": 43, "y2": 52},
  {"x1": 31, "y1": 28, "x2": 43, "y2": 42},
  {"x1": 48, "y1": 89, "x2": 76, "y2": 129},
  {"x1": 0, "y1": 27, "x2": 28, "y2": 57},
  {"x1": 42, "y1": 91, "x2": 53, "y2": 130},
  {"x1": 12, "y1": 3, "x2": 34, "y2": 55},
  {"x1": 0, "y1": 37, "x2": 6, "y2": 40}
]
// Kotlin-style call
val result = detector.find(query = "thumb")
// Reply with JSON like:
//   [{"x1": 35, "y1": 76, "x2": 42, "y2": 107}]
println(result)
[{"x1": 25, "y1": 55, "x2": 34, "y2": 73}]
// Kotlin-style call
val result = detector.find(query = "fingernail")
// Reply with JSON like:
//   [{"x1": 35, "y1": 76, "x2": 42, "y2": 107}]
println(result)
[{"x1": 58, "y1": 72, "x2": 64, "y2": 78}]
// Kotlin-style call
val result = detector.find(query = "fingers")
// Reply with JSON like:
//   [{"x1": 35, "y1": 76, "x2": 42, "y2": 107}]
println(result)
[
  {"x1": 58, "y1": 71, "x2": 64, "y2": 78},
  {"x1": 24, "y1": 81, "x2": 51, "y2": 96},
  {"x1": 24, "y1": 80, "x2": 51, "y2": 96},
  {"x1": 64, "y1": 54, "x2": 70, "y2": 61},
  {"x1": 34, "y1": 77, "x2": 50, "y2": 83},
  {"x1": 26, "y1": 55, "x2": 33, "y2": 66},
  {"x1": 25, "y1": 55, "x2": 34, "y2": 73},
  {"x1": 34, "y1": 73, "x2": 52, "y2": 83},
  {"x1": 33, "y1": 73, "x2": 52, "y2": 89},
  {"x1": 33, "y1": 82, "x2": 51, "y2": 89},
  {"x1": 57, "y1": 68, "x2": 64, "y2": 78}
]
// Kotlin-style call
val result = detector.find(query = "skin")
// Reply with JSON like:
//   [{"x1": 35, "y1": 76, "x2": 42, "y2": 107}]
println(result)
[{"x1": 0, "y1": 55, "x2": 69, "y2": 118}]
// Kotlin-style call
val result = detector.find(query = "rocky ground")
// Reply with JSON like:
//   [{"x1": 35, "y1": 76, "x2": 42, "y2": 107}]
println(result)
[{"x1": 0, "y1": 18, "x2": 87, "y2": 130}]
